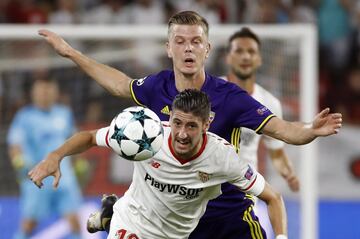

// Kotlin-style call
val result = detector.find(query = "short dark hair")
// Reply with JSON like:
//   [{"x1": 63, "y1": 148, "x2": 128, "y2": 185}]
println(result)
[
  {"x1": 168, "y1": 11, "x2": 209, "y2": 37},
  {"x1": 227, "y1": 27, "x2": 261, "y2": 52},
  {"x1": 172, "y1": 89, "x2": 211, "y2": 122},
  {"x1": 32, "y1": 78, "x2": 57, "y2": 88}
]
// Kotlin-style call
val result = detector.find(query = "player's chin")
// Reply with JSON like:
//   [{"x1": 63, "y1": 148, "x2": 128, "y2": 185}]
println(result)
[
  {"x1": 174, "y1": 143, "x2": 191, "y2": 155},
  {"x1": 180, "y1": 66, "x2": 198, "y2": 75}
]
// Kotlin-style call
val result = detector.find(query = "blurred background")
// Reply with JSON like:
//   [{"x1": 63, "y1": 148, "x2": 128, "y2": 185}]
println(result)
[{"x1": 0, "y1": 0, "x2": 359, "y2": 239}]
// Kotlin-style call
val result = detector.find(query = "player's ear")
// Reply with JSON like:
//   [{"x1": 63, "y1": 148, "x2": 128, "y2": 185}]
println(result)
[
  {"x1": 166, "y1": 42, "x2": 172, "y2": 58},
  {"x1": 258, "y1": 54, "x2": 262, "y2": 68},
  {"x1": 225, "y1": 51, "x2": 231, "y2": 65},
  {"x1": 205, "y1": 43, "x2": 211, "y2": 58},
  {"x1": 203, "y1": 120, "x2": 210, "y2": 132}
]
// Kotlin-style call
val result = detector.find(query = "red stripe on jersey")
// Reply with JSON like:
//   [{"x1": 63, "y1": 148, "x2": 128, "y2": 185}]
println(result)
[
  {"x1": 243, "y1": 175, "x2": 257, "y2": 191},
  {"x1": 168, "y1": 133, "x2": 208, "y2": 165},
  {"x1": 105, "y1": 129, "x2": 110, "y2": 148}
]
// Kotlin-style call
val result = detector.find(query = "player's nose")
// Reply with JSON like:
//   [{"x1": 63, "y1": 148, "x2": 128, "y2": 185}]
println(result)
[{"x1": 178, "y1": 127, "x2": 188, "y2": 139}]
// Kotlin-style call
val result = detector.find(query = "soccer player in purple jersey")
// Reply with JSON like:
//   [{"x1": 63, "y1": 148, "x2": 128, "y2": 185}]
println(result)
[{"x1": 38, "y1": 11, "x2": 342, "y2": 239}]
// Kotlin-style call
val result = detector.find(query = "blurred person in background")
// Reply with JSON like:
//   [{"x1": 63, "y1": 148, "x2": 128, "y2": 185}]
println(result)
[
  {"x1": 81, "y1": 0, "x2": 130, "y2": 24},
  {"x1": 48, "y1": 0, "x2": 80, "y2": 24},
  {"x1": 221, "y1": 27, "x2": 299, "y2": 238},
  {"x1": 7, "y1": 77, "x2": 82, "y2": 239}
]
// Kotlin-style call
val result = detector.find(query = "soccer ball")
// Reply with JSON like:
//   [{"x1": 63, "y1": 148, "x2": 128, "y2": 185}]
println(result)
[{"x1": 107, "y1": 106, "x2": 164, "y2": 161}]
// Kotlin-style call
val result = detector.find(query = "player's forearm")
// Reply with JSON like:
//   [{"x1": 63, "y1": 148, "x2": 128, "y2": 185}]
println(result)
[
  {"x1": 267, "y1": 192, "x2": 287, "y2": 236},
  {"x1": 283, "y1": 121, "x2": 316, "y2": 145},
  {"x1": 68, "y1": 49, "x2": 132, "y2": 98},
  {"x1": 264, "y1": 118, "x2": 316, "y2": 145},
  {"x1": 270, "y1": 149, "x2": 293, "y2": 178},
  {"x1": 53, "y1": 131, "x2": 97, "y2": 160}
]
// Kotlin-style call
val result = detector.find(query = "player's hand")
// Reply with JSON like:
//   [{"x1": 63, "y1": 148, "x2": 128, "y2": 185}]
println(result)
[
  {"x1": 311, "y1": 108, "x2": 342, "y2": 136},
  {"x1": 285, "y1": 173, "x2": 300, "y2": 192},
  {"x1": 28, "y1": 152, "x2": 62, "y2": 189},
  {"x1": 38, "y1": 29, "x2": 74, "y2": 57}
]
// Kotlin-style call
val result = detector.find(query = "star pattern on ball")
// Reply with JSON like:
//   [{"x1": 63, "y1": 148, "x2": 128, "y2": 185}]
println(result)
[
  {"x1": 111, "y1": 124, "x2": 129, "y2": 145},
  {"x1": 134, "y1": 132, "x2": 157, "y2": 152},
  {"x1": 129, "y1": 109, "x2": 153, "y2": 126}
]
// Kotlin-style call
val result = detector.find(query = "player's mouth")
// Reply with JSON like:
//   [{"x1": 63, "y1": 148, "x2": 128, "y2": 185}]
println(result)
[
  {"x1": 184, "y1": 58, "x2": 195, "y2": 67},
  {"x1": 240, "y1": 63, "x2": 252, "y2": 68},
  {"x1": 175, "y1": 139, "x2": 191, "y2": 149}
]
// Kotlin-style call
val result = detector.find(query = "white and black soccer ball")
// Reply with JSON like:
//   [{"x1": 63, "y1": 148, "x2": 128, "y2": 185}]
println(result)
[{"x1": 107, "y1": 106, "x2": 164, "y2": 161}]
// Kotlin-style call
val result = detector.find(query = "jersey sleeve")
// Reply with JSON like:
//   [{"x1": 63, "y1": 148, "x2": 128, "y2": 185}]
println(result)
[
  {"x1": 129, "y1": 74, "x2": 156, "y2": 107},
  {"x1": 230, "y1": 89, "x2": 275, "y2": 134},
  {"x1": 96, "y1": 127, "x2": 110, "y2": 147},
  {"x1": 226, "y1": 148, "x2": 266, "y2": 196},
  {"x1": 262, "y1": 96, "x2": 285, "y2": 149}
]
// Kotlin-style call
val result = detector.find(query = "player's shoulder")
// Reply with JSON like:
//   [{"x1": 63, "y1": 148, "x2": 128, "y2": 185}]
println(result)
[
  {"x1": 255, "y1": 84, "x2": 280, "y2": 102},
  {"x1": 205, "y1": 131, "x2": 234, "y2": 153},
  {"x1": 143, "y1": 70, "x2": 174, "y2": 82},
  {"x1": 203, "y1": 132, "x2": 241, "y2": 169},
  {"x1": 53, "y1": 104, "x2": 71, "y2": 111},
  {"x1": 52, "y1": 104, "x2": 73, "y2": 115},
  {"x1": 206, "y1": 73, "x2": 247, "y2": 95},
  {"x1": 14, "y1": 105, "x2": 37, "y2": 119},
  {"x1": 132, "y1": 70, "x2": 174, "y2": 90}
]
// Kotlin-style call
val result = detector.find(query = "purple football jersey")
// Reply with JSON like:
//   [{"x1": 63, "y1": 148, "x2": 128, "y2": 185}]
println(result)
[{"x1": 130, "y1": 70, "x2": 275, "y2": 218}]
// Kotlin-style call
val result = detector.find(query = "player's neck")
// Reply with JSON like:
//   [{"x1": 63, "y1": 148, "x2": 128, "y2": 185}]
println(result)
[
  {"x1": 174, "y1": 70, "x2": 206, "y2": 92},
  {"x1": 228, "y1": 73, "x2": 255, "y2": 94}
]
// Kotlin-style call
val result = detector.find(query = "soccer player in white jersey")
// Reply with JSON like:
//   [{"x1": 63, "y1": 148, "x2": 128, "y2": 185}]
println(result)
[
  {"x1": 225, "y1": 27, "x2": 300, "y2": 238},
  {"x1": 29, "y1": 89, "x2": 288, "y2": 239}
]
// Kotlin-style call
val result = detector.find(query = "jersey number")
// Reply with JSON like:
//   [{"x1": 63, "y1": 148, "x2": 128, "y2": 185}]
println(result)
[{"x1": 116, "y1": 229, "x2": 139, "y2": 239}]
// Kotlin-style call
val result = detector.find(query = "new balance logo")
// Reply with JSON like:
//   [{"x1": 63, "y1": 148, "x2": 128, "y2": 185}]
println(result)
[
  {"x1": 151, "y1": 160, "x2": 161, "y2": 168},
  {"x1": 161, "y1": 106, "x2": 171, "y2": 115}
]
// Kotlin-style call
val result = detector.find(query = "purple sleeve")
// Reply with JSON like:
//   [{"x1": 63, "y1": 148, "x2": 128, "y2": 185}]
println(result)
[
  {"x1": 229, "y1": 89, "x2": 275, "y2": 133},
  {"x1": 129, "y1": 74, "x2": 157, "y2": 107}
]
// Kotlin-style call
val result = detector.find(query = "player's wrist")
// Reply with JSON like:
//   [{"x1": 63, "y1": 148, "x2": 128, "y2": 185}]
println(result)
[
  {"x1": 303, "y1": 122, "x2": 313, "y2": 129},
  {"x1": 275, "y1": 234, "x2": 288, "y2": 239}
]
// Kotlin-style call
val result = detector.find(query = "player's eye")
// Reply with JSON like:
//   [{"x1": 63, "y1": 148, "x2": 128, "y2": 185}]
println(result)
[
  {"x1": 187, "y1": 124, "x2": 198, "y2": 129},
  {"x1": 175, "y1": 39, "x2": 184, "y2": 44}
]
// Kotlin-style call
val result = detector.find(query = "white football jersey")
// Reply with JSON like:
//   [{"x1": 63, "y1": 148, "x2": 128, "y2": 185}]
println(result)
[
  {"x1": 222, "y1": 77, "x2": 284, "y2": 168},
  {"x1": 96, "y1": 123, "x2": 265, "y2": 239}
]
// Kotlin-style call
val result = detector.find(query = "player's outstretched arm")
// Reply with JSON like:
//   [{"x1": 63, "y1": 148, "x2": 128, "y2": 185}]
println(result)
[
  {"x1": 28, "y1": 130, "x2": 97, "y2": 189},
  {"x1": 257, "y1": 182, "x2": 288, "y2": 238},
  {"x1": 38, "y1": 29, "x2": 132, "y2": 98},
  {"x1": 269, "y1": 148, "x2": 300, "y2": 192},
  {"x1": 262, "y1": 108, "x2": 342, "y2": 145}
]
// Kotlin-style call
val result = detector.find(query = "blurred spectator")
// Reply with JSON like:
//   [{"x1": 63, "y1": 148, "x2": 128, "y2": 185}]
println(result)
[
  {"x1": 5, "y1": 0, "x2": 49, "y2": 24},
  {"x1": 335, "y1": 67, "x2": 360, "y2": 124},
  {"x1": 81, "y1": 0, "x2": 130, "y2": 24},
  {"x1": 242, "y1": 0, "x2": 290, "y2": 23},
  {"x1": 126, "y1": 0, "x2": 166, "y2": 72},
  {"x1": 49, "y1": 0, "x2": 80, "y2": 24},
  {"x1": 128, "y1": 0, "x2": 165, "y2": 24},
  {"x1": 171, "y1": 0, "x2": 222, "y2": 23},
  {"x1": 317, "y1": 0, "x2": 353, "y2": 74},
  {"x1": 7, "y1": 77, "x2": 82, "y2": 239},
  {"x1": 289, "y1": 0, "x2": 317, "y2": 23},
  {"x1": 0, "y1": 0, "x2": 9, "y2": 22},
  {"x1": 349, "y1": 1, "x2": 360, "y2": 67}
]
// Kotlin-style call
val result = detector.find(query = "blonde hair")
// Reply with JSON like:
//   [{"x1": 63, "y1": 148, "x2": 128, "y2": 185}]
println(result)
[{"x1": 167, "y1": 11, "x2": 209, "y2": 38}]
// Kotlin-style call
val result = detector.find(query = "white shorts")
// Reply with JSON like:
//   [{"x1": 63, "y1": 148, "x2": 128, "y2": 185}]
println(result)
[
  {"x1": 107, "y1": 199, "x2": 141, "y2": 239},
  {"x1": 254, "y1": 198, "x2": 275, "y2": 239}
]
